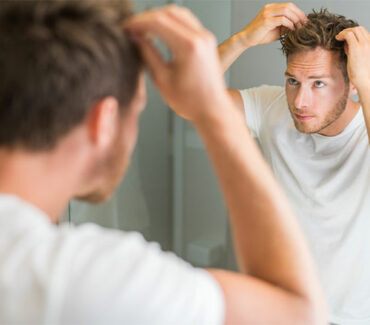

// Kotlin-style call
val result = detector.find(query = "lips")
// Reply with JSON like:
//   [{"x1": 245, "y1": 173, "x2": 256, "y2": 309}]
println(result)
[{"x1": 294, "y1": 113, "x2": 314, "y2": 121}]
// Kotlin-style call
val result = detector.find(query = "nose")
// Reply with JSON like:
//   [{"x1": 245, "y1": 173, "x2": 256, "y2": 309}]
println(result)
[{"x1": 294, "y1": 86, "x2": 311, "y2": 110}]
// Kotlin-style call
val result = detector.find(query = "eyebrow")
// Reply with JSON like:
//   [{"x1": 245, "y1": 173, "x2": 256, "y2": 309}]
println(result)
[{"x1": 284, "y1": 72, "x2": 331, "y2": 79}]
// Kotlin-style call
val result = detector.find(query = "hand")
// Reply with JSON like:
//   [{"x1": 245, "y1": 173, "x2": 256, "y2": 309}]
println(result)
[
  {"x1": 124, "y1": 5, "x2": 230, "y2": 123},
  {"x1": 336, "y1": 26, "x2": 370, "y2": 92},
  {"x1": 240, "y1": 3, "x2": 307, "y2": 47}
]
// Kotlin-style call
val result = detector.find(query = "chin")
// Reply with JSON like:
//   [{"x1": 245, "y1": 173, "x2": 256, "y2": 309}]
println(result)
[
  {"x1": 294, "y1": 123, "x2": 313, "y2": 134},
  {"x1": 293, "y1": 120, "x2": 321, "y2": 134},
  {"x1": 295, "y1": 127, "x2": 317, "y2": 134}
]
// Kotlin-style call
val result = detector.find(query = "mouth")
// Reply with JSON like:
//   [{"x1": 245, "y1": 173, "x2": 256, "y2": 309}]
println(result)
[{"x1": 294, "y1": 113, "x2": 314, "y2": 121}]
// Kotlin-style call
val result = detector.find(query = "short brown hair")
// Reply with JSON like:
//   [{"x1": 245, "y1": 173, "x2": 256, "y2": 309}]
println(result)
[
  {"x1": 280, "y1": 8, "x2": 358, "y2": 82},
  {"x1": 0, "y1": 0, "x2": 142, "y2": 151}
]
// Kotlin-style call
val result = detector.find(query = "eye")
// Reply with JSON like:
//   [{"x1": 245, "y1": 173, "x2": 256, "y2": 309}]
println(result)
[
  {"x1": 287, "y1": 78, "x2": 298, "y2": 85},
  {"x1": 314, "y1": 81, "x2": 325, "y2": 88}
]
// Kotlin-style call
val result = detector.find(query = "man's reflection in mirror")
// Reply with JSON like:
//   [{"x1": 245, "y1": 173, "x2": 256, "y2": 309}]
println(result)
[{"x1": 219, "y1": 4, "x2": 370, "y2": 324}]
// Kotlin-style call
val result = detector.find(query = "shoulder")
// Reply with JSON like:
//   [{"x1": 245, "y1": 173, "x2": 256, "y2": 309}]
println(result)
[
  {"x1": 56, "y1": 223, "x2": 225, "y2": 324},
  {"x1": 238, "y1": 85, "x2": 287, "y2": 119},
  {"x1": 239, "y1": 85, "x2": 286, "y2": 109},
  {"x1": 0, "y1": 199, "x2": 225, "y2": 323},
  {"x1": 239, "y1": 85, "x2": 284, "y2": 98}
]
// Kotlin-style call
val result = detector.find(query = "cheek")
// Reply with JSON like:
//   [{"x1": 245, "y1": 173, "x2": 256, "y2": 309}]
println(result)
[
  {"x1": 318, "y1": 86, "x2": 337, "y2": 99},
  {"x1": 285, "y1": 85, "x2": 295, "y2": 106},
  {"x1": 313, "y1": 85, "x2": 344, "y2": 112}
]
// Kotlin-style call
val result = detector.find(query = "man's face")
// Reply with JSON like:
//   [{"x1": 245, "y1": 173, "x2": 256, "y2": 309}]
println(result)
[{"x1": 285, "y1": 47, "x2": 350, "y2": 135}]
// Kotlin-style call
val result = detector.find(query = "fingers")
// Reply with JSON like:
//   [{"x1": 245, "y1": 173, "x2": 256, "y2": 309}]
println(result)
[
  {"x1": 336, "y1": 26, "x2": 370, "y2": 44},
  {"x1": 271, "y1": 9, "x2": 300, "y2": 27},
  {"x1": 281, "y1": 3, "x2": 307, "y2": 23},
  {"x1": 133, "y1": 34, "x2": 168, "y2": 82},
  {"x1": 335, "y1": 26, "x2": 370, "y2": 61},
  {"x1": 165, "y1": 4, "x2": 204, "y2": 34},
  {"x1": 269, "y1": 16, "x2": 295, "y2": 31},
  {"x1": 124, "y1": 6, "x2": 203, "y2": 60},
  {"x1": 264, "y1": 2, "x2": 307, "y2": 28},
  {"x1": 335, "y1": 26, "x2": 370, "y2": 90},
  {"x1": 124, "y1": 3, "x2": 223, "y2": 118},
  {"x1": 356, "y1": 26, "x2": 370, "y2": 41},
  {"x1": 336, "y1": 28, "x2": 358, "y2": 48}
]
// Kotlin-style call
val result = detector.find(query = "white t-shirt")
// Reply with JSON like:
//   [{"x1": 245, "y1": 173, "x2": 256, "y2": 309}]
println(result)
[
  {"x1": 0, "y1": 194, "x2": 225, "y2": 325},
  {"x1": 240, "y1": 85, "x2": 370, "y2": 325}
]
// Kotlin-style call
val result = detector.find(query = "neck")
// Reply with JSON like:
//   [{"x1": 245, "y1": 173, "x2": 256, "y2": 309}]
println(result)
[
  {"x1": 0, "y1": 150, "x2": 73, "y2": 222},
  {"x1": 318, "y1": 98, "x2": 361, "y2": 136},
  {"x1": 0, "y1": 133, "x2": 89, "y2": 223}
]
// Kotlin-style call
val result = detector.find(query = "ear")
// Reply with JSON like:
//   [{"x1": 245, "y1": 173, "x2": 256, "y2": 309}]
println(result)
[{"x1": 87, "y1": 96, "x2": 120, "y2": 149}]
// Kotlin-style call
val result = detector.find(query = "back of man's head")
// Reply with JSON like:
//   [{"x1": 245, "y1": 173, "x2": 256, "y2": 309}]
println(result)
[
  {"x1": 280, "y1": 8, "x2": 358, "y2": 82},
  {"x1": 0, "y1": 0, "x2": 142, "y2": 151}
]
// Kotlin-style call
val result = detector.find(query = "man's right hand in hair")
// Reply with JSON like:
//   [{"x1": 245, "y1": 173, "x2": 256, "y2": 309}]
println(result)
[
  {"x1": 124, "y1": 5, "x2": 231, "y2": 124},
  {"x1": 217, "y1": 3, "x2": 307, "y2": 114},
  {"x1": 218, "y1": 3, "x2": 307, "y2": 73},
  {"x1": 239, "y1": 3, "x2": 307, "y2": 48}
]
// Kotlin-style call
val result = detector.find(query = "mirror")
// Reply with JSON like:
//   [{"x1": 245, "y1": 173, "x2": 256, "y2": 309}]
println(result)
[{"x1": 68, "y1": 1, "x2": 370, "y2": 323}]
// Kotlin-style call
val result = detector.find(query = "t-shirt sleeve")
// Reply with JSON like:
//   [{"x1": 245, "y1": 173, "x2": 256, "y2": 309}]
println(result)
[
  {"x1": 238, "y1": 85, "x2": 285, "y2": 139},
  {"x1": 51, "y1": 223, "x2": 225, "y2": 325}
]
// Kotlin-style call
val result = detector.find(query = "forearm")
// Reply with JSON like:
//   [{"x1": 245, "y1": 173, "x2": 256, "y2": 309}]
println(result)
[
  {"x1": 358, "y1": 86, "x2": 370, "y2": 144},
  {"x1": 194, "y1": 98, "x2": 321, "y2": 300},
  {"x1": 218, "y1": 32, "x2": 250, "y2": 74}
]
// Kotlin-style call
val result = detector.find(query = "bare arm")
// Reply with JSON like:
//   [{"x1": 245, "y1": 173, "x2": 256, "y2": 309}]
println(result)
[
  {"x1": 337, "y1": 27, "x2": 370, "y2": 144},
  {"x1": 125, "y1": 6, "x2": 326, "y2": 324},
  {"x1": 218, "y1": 33, "x2": 251, "y2": 74},
  {"x1": 198, "y1": 100, "x2": 325, "y2": 324},
  {"x1": 220, "y1": 3, "x2": 307, "y2": 117},
  {"x1": 218, "y1": 3, "x2": 307, "y2": 73}
]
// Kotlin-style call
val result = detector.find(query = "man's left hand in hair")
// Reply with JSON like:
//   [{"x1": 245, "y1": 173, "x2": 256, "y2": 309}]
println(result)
[{"x1": 337, "y1": 26, "x2": 370, "y2": 143}]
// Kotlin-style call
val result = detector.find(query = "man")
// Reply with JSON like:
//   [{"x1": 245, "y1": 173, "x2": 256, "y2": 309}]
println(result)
[
  {"x1": 219, "y1": 2, "x2": 370, "y2": 324},
  {"x1": 0, "y1": 1, "x2": 327, "y2": 324}
]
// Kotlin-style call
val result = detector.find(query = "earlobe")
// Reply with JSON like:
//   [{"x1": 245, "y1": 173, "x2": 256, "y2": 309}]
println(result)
[{"x1": 87, "y1": 96, "x2": 120, "y2": 148}]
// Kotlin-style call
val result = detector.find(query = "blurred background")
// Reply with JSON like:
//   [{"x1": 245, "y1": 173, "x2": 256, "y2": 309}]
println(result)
[{"x1": 63, "y1": 0, "x2": 370, "y2": 271}]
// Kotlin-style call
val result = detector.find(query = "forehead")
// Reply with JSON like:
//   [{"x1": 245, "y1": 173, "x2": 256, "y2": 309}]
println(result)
[{"x1": 286, "y1": 47, "x2": 342, "y2": 78}]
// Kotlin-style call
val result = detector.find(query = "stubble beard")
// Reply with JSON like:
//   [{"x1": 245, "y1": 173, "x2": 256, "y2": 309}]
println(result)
[{"x1": 290, "y1": 86, "x2": 349, "y2": 134}]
